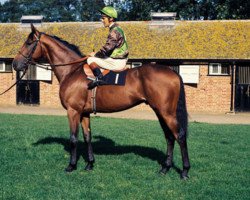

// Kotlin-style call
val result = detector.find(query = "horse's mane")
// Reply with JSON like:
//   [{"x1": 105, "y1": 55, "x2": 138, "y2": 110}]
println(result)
[
  {"x1": 39, "y1": 32, "x2": 85, "y2": 57},
  {"x1": 52, "y1": 35, "x2": 85, "y2": 57},
  {"x1": 28, "y1": 31, "x2": 85, "y2": 57}
]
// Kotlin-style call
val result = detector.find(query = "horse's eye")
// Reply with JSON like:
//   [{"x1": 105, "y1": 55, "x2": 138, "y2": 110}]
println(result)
[
  {"x1": 26, "y1": 41, "x2": 32, "y2": 45},
  {"x1": 26, "y1": 38, "x2": 35, "y2": 45}
]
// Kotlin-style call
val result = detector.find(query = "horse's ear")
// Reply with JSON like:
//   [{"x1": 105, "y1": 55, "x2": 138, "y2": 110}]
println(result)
[{"x1": 31, "y1": 23, "x2": 37, "y2": 33}]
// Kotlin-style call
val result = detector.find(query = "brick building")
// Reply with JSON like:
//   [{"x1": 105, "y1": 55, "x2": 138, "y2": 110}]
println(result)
[{"x1": 0, "y1": 20, "x2": 249, "y2": 113}]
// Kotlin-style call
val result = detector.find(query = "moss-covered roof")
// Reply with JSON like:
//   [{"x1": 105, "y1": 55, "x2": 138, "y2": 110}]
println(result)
[{"x1": 0, "y1": 20, "x2": 249, "y2": 59}]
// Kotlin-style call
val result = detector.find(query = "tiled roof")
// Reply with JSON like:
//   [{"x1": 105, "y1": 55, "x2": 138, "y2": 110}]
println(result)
[{"x1": 0, "y1": 20, "x2": 249, "y2": 59}]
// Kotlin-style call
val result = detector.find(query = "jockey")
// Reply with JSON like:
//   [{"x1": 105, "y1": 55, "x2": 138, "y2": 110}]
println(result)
[{"x1": 87, "y1": 6, "x2": 129, "y2": 89}]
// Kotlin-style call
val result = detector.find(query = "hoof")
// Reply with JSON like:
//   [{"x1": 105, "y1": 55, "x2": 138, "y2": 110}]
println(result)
[
  {"x1": 180, "y1": 172, "x2": 189, "y2": 180},
  {"x1": 65, "y1": 164, "x2": 77, "y2": 173},
  {"x1": 159, "y1": 166, "x2": 171, "y2": 175},
  {"x1": 180, "y1": 168, "x2": 190, "y2": 180},
  {"x1": 180, "y1": 175, "x2": 189, "y2": 180},
  {"x1": 84, "y1": 163, "x2": 94, "y2": 171}
]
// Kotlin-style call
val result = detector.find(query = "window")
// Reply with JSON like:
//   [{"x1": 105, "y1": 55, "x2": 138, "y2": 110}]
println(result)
[
  {"x1": 20, "y1": 64, "x2": 36, "y2": 80},
  {"x1": 209, "y1": 63, "x2": 230, "y2": 75},
  {"x1": 169, "y1": 66, "x2": 179, "y2": 73},
  {"x1": 0, "y1": 61, "x2": 12, "y2": 72},
  {"x1": 131, "y1": 62, "x2": 142, "y2": 68}
]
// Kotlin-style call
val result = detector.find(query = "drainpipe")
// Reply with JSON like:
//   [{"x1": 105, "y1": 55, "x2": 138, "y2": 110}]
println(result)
[{"x1": 230, "y1": 62, "x2": 236, "y2": 113}]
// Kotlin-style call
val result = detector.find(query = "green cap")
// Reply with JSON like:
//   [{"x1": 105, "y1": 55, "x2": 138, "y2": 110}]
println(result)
[{"x1": 99, "y1": 6, "x2": 118, "y2": 19}]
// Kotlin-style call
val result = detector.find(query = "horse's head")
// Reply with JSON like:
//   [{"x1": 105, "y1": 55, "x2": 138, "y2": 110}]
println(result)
[{"x1": 12, "y1": 24, "x2": 44, "y2": 72}]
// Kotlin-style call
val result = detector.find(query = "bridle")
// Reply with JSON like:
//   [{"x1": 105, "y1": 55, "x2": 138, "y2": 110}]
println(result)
[
  {"x1": 18, "y1": 32, "x2": 42, "y2": 68},
  {"x1": 0, "y1": 32, "x2": 41, "y2": 95},
  {"x1": 18, "y1": 32, "x2": 89, "y2": 70},
  {"x1": 0, "y1": 34, "x2": 40, "y2": 96},
  {"x1": 1, "y1": 32, "x2": 89, "y2": 95}
]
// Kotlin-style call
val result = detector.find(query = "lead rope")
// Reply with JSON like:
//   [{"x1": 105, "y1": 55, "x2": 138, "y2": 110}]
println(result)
[
  {"x1": 91, "y1": 87, "x2": 97, "y2": 114},
  {"x1": 0, "y1": 69, "x2": 27, "y2": 96}
]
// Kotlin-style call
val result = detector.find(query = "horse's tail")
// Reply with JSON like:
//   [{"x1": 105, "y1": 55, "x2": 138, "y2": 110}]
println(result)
[{"x1": 176, "y1": 75, "x2": 188, "y2": 141}]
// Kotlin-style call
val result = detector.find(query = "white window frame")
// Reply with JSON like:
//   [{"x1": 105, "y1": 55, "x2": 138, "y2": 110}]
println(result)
[
  {"x1": 0, "y1": 61, "x2": 5, "y2": 72},
  {"x1": 36, "y1": 64, "x2": 52, "y2": 81},
  {"x1": 179, "y1": 65, "x2": 200, "y2": 84},
  {"x1": 0, "y1": 61, "x2": 12, "y2": 72},
  {"x1": 131, "y1": 62, "x2": 142, "y2": 68},
  {"x1": 209, "y1": 63, "x2": 229, "y2": 75}
]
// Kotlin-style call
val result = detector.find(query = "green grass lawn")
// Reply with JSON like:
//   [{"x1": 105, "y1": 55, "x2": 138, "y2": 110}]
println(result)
[{"x1": 0, "y1": 113, "x2": 249, "y2": 200}]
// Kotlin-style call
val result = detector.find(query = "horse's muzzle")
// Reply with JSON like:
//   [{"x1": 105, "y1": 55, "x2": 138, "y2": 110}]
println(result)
[{"x1": 12, "y1": 59, "x2": 27, "y2": 72}]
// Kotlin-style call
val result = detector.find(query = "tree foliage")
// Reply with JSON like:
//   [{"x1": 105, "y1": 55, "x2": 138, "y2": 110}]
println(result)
[
  {"x1": 112, "y1": 0, "x2": 250, "y2": 20},
  {"x1": 0, "y1": 0, "x2": 105, "y2": 22},
  {"x1": 0, "y1": 0, "x2": 249, "y2": 22}
]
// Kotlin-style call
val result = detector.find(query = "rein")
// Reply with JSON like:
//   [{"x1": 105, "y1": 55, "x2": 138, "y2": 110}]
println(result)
[{"x1": 31, "y1": 56, "x2": 89, "y2": 70}]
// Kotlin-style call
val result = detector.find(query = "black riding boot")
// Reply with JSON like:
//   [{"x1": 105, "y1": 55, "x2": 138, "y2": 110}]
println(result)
[{"x1": 88, "y1": 68, "x2": 107, "y2": 89}]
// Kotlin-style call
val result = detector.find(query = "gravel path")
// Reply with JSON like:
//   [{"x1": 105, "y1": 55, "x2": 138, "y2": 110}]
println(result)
[{"x1": 0, "y1": 105, "x2": 249, "y2": 125}]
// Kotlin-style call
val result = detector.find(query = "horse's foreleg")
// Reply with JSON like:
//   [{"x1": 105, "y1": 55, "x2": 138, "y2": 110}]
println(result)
[
  {"x1": 65, "y1": 108, "x2": 80, "y2": 172},
  {"x1": 81, "y1": 114, "x2": 94, "y2": 171}
]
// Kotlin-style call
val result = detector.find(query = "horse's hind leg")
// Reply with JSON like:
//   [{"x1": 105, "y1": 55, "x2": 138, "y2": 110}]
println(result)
[
  {"x1": 80, "y1": 114, "x2": 94, "y2": 171},
  {"x1": 178, "y1": 136, "x2": 190, "y2": 179},
  {"x1": 158, "y1": 113, "x2": 190, "y2": 179},
  {"x1": 157, "y1": 115, "x2": 175, "y2": 174},
  {"x1": 160, "y1": 135, "x2": 175, "y2": 174}
]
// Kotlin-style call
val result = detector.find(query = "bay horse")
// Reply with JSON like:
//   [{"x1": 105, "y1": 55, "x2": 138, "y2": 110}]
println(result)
[{"x1": 12, "y1": 24, "x2": 190, "y2": 179}]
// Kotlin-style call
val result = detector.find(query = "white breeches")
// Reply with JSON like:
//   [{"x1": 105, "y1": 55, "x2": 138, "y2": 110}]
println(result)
[{"x1": 87, "y1": 56, "x2": 128, "y2": 70}]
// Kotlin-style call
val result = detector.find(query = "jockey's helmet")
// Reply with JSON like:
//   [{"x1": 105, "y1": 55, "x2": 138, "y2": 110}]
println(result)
[{"x1": 99, "y1": 6, "x2": 118, "y2": 19}]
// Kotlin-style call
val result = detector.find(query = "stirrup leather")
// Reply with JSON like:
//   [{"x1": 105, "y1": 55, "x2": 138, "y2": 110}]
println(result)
[{"x1": 88, "y1": 77, "x2": 106, "y2": 89}]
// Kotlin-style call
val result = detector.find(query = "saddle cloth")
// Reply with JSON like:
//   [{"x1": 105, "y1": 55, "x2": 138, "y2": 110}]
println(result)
[{"x1": 83, "y1": 64, "x2": 128, "y2": 86}]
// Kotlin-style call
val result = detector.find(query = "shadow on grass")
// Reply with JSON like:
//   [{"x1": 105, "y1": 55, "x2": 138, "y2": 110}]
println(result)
[{"x1": 33, "y1": 135, "x2": 181, "y2": 174}]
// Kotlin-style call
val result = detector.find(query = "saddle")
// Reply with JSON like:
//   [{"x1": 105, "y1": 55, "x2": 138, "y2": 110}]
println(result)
[{"x1": 83, "y1": 64, "x2": 128, "y2": 86}]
